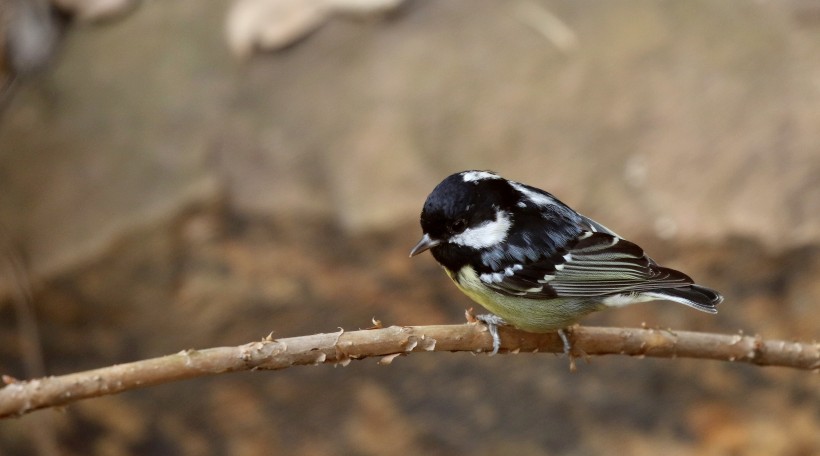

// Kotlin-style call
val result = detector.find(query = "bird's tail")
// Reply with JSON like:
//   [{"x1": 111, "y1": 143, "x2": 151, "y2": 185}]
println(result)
[{"x1": 644, "y1": 285, "x2": 723, "y2": 314}]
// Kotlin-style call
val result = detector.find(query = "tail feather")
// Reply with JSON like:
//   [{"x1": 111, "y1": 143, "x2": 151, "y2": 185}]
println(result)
[{"x1": 644, "y1": 285, "x2": 723, "y2": 314}]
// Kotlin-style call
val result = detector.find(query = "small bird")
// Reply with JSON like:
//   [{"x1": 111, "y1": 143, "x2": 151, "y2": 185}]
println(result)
[{"x1": 410, "y1": 170, "x2": 723, "y2": 355}]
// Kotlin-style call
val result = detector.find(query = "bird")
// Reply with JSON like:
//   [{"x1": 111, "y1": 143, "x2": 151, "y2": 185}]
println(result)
[{"x1": 409, "y1": 170, "x2": 723, "y2": 355}]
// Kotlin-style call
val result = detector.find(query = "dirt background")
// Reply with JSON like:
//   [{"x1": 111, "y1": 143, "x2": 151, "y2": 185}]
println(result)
[{"x1": 1, "y1": 0, "x2": 818, "y2": 454}]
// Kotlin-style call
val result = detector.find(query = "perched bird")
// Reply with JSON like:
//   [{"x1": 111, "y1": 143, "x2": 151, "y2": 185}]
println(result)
[{"x1": 410, "y1": 170, "x2": 723, "y2": 355}]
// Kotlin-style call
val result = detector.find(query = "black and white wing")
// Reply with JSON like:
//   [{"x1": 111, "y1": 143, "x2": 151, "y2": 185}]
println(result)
[
  {"x1": 579, "y1": 214, "x2": 621, "y2": 238},
  {"x1": 477, "y1": 231, "x2": 718, "y2": 311}
]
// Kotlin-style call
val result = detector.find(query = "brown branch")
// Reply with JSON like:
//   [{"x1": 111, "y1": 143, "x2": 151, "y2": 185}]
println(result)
[{"x1": 1, "y1": 324, "x2": 818, "y2": 418}]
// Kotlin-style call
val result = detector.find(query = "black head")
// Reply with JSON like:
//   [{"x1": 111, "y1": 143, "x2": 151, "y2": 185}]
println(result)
[
  {"x1": 409, "y1": 171, "x2": 520, "y2": 259},
  {"x1": 409, "y1": 170, "x2": 585, "y2": 272}
]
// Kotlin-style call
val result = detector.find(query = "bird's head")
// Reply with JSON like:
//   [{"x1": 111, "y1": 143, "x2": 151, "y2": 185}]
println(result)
[{"x1": 409, "y1": 170, "x2": 517, "y2": 258}]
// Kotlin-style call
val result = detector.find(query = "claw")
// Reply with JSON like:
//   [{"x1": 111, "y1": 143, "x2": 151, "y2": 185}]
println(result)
[{"x1": 475, "y1": 314, "x2": 507, "y2": 355}]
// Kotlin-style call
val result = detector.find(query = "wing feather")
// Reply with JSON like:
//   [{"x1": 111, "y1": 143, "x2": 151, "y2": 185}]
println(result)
[{"x1": 479, "y1": 232, "x2": 693, "y2": 299}]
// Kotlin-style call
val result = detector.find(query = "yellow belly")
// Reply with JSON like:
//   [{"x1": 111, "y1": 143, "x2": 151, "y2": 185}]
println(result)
[{"x1": 445, "y1": 266, "x2": 601, "y2": 332}]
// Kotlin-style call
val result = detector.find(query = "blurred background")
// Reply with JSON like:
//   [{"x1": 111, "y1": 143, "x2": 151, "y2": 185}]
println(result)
[{"x1": 1, "y1": 0, "x2": 819, "y2": 454}]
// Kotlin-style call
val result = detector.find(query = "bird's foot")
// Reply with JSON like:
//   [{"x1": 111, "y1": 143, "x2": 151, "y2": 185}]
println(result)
[
  {"x1": 558, "y1": 327, "x2": 589, "y2": 372},
  {"x1": 557, "y1": 328, "x2": 577, "y2": 371},
  {"x1": 557, "y1": 328, "x2": 572, "y2": 357},
  {"x1": 475, "y1": 314, "x2": 507, "y2": 355}
]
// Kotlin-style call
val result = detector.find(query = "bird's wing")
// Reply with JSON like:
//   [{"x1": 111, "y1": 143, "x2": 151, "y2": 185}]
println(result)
[
  {"x1": 479, "y1": 232, "x2": 693, "y2": 299},
  {"x1": 579, "y1": 214, "x2": 621, "y2": 238}
]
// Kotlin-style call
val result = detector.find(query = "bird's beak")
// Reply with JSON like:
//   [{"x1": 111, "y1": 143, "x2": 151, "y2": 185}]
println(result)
[{"x1": 409, "y1": 233, "x2": 440, "y2": 257}]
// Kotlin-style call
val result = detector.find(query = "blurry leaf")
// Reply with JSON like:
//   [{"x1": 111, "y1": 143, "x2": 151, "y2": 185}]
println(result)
[
  {"x1": 4, "y1": 0, "x2": 61, "y2": 76},
  {"x1": 225, "y1": 0, "x2": 405, "y2": 58},
  {"x1": 53, "y1": 0, "x2": 140, "y2": 22},
  {"x1": 226, "y1": 0, "x2": 331, "y2": 58},
  {"x1": 326, "y1": 0, "x2": 405, "y2": 14}
]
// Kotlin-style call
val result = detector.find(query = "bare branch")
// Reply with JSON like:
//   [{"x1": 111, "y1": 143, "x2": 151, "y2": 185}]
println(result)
[{"x1": 1, "y1": 324, "x2": 818, "y2": 418}]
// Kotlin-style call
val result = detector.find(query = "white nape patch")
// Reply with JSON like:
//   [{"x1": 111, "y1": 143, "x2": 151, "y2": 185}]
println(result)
[
  {"x1": 602, "y1": 293, "x2": 654, "y2": 307},
  {"x1": 510, "y1": 182, "x2": 556, "y2": 207},
  {"x1": 451, "y1": 210, "x2": 512, "y2": 249},
  {"x1": 462, "y1": 171, "x2": 501, "y2": 182}
]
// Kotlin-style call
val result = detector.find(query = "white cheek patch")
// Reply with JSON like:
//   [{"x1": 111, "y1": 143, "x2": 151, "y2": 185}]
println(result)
[
  {"x1": 451, "y1": 210, "x2": 512, "y2": 249},
  {"x1": 462, "y1": 171, "x2": 501, "y2": 182},
  {"x1": 510, "y1": 182, "x2": 557, "y2": 207}
]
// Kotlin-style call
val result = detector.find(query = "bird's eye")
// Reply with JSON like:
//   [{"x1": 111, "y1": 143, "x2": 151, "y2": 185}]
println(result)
[{"x1": 451, "y1": 218, "x2": 467, "y2": 233}]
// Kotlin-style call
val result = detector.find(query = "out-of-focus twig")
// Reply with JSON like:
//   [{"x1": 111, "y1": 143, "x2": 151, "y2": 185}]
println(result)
[{"x1": 514, "y1": 0, "x2": 578, "y2": 53}]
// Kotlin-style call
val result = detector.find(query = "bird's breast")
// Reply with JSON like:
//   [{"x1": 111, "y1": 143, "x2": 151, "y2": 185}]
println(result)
[{"x1": 447, "y1": 265, "x2": 599, "y2": 332}]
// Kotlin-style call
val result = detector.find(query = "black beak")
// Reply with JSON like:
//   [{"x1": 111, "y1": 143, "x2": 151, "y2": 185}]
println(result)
[{"x1": 409, "y1": 234, "x2": 440, "y2": 257}]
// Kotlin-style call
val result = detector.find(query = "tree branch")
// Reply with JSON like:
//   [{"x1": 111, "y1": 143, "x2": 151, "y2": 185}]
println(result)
[{"x1": 1, "y1": 324, "x2": 818, "y2": 418}]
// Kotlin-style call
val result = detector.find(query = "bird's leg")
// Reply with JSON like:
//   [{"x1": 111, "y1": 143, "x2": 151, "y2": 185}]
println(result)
[
  {"x1": 557, "y1": 328, "x2": 572, "y2": 356},
  {"x1": 475, "y1": 314, "x2": 507, "y2": 355}
]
